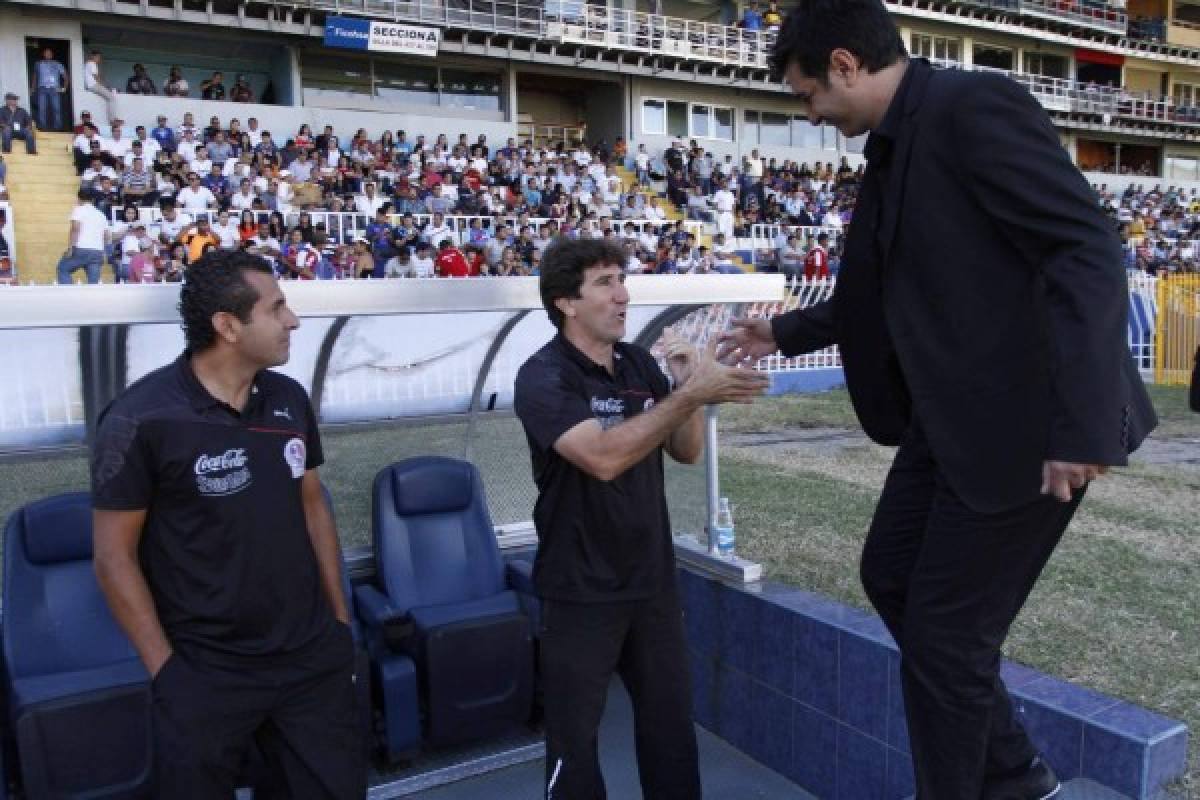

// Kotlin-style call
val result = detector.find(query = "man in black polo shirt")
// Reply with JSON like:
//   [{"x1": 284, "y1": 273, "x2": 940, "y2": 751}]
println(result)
[
  {"x1": 514, "y1": 238, "x2": 768, "y2": 800},
  {"x1": 92, "y1": 249, "x2": 364, "y2": 798}
]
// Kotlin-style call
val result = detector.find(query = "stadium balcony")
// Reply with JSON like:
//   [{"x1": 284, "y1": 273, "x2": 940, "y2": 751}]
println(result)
[
  {"x1": 930, "y1": 59, "x2": 1200, "y2": 140},
  {"x1": 884, "y1": 0, "x2": 1200, "y2": 66}
]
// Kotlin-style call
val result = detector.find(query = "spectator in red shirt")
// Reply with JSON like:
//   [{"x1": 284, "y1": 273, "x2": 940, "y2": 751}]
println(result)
[
  {"x1": 804, "y1": 232, "x2": 830, "y2": 280},
  {"x1": 435, "y1": 238, "x2": 471, "y2": 278}
]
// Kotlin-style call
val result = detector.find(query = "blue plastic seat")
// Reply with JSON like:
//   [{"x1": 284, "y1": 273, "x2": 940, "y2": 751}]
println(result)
[
  {"x1": 2, "y1": 492, "x2": 152, "y2": 798},
  {"x1": 355, "y1": 457, "x2": 535, "y2": 754}
]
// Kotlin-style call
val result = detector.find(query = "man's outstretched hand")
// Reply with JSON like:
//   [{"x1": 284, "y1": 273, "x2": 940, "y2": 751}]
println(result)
[
  {"x1": 677, "y1": 339, "x2": 770, "y2": 406},
  {"x1": 1041, "y1": 461, "x2": 1108, "y2": 503},
  {"x1": 716, "y1": 318, "x2": 779, "y2": 366}
]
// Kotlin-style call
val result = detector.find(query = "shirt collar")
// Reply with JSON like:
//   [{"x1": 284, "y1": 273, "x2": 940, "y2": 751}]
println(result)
[
  {"x1": 175, "y1": 351, "x2": 266, "y2": 415},
  {"x1": 553, "y1": 333, "x2": 627, "y2": 378},
  {"x1": 864, "y1": 58, "x2": 916, "y2": 164}
]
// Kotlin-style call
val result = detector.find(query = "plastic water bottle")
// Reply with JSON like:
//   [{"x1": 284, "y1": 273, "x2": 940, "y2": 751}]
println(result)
[{"x1": 715, "y1": 497, "x2": 736, "y2": 559}]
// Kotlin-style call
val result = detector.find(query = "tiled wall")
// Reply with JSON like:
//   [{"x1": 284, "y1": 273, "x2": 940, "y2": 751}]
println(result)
[{"x1": 677, "y1": 568, "x2": 1190, "y2": 800}]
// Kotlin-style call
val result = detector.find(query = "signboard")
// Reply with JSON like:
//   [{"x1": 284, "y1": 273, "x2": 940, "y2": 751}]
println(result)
[{"x1": 324, "y1": 16, "x2": 440, "y2": 57}]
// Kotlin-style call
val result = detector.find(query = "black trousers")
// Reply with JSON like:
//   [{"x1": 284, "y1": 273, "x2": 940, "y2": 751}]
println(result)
[
  {"x1": 151, "y1": 623, "x2": 366, "y2": 799},
  {"x1": 541, "y1": 587, "x2": 701, "y2": 800},
  {"x1": 861, "y1": 422, "x2": 1084, "y2": 799}
]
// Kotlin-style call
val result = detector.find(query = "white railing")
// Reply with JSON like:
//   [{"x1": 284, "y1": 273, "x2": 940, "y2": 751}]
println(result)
[
  {"x1": 931, "y1": 59, "x2": 1200, "y2": 127},
  {"x1": 109, "y1": 208, "x2": 704, "y2": 244},
  {"x1": 995, "y1": 0, "x2": 1128, "y2": 33},
  {"x1": 249, "y1": 0, "x2": 775, "y2": 71},
  {"x1": 669, "y1": 270, "x2": 1160, "y2": 376},
  {"x1": 544, "y1": 2, "x2": 776, "y2": 70},
  {"x1": 749, "y1": 225, "x2": 844, "y2": 268}
]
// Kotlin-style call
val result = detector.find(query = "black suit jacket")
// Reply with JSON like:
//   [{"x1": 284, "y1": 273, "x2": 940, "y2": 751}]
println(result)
[{"x1": 771, "y1": 60, "x2": 1156, "y2": 513}]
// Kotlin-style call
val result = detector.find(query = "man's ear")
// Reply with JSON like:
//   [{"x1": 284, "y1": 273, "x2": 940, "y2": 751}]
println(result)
[
  {"x1": 829, "y1": 48, "x2": 861, "y2": 87},
  {"x1": 211, "y1": 310, "x2": 240, "y2": 345},
  {"x1": 555, "y1": 295, "x2": 577, "y2": 320}
]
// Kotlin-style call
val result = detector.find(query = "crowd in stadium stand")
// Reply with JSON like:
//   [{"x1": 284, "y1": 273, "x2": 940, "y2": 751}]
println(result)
[
  {"x1": 1101, "y1": 182, "x2": 1200, "y2": 274},
  {"x1": 55, "y1": 108, "x2": 853, "y2": 282}
]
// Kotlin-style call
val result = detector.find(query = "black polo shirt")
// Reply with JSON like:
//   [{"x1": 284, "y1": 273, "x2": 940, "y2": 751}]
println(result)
[
  {"x1": 514, "y1": 334, "x2": 675, "y2": 603},
  {"x1": 91, "y1": 353, "x2": 334, "y2": 667}
]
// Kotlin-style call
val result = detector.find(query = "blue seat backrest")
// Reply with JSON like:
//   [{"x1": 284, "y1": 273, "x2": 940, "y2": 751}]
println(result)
[
  {"x1": 2, "y1": 493, "x2": 137, "y2": 682},
  {"x1": 372, "y1": 457, "x2": 505, "y2": 614}
]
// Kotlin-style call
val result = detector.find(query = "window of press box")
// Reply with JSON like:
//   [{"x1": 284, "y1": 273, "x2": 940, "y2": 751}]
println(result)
[
  {"x1": 642, "y1": 99, "x2": 732, "y2": 140},
  {"x1": 744, "y1": 110, "x2": 837, "y2": 150},
  {"x1": 302, "y1": 53, "x2": 502, "y2": 110}
]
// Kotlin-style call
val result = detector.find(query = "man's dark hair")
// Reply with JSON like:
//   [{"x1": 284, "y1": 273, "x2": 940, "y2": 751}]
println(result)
[
  {"x1": 538, "y1": 238, "x2": 627, "y2": 330},
  {"x1": 178, "y1": 249, "x2": 274, "y2": 352},
  {"x1": 769, "y1": 0, "x2": 906, "y2": 82}
]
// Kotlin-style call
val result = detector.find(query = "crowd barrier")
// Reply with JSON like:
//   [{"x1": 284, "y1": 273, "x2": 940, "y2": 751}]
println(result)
[
  {"x1": 107, "y1": 208, "x2": 704, "y2": 246},
  {"x1": 0, "y1": 202, "x2": 15, "y2": 282}
]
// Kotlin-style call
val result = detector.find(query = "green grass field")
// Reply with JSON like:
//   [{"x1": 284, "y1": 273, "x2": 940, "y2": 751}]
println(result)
[
  {"x1": 0, "y1": 385, "x2": 1194, "y2": 793},
  {"x1": 719, "y1": 385, "x2": 1200, "y2": 796}
]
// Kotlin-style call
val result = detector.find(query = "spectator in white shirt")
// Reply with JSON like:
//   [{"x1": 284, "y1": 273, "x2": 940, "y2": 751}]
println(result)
[
  {"x1": 84, "y1": 51, "x2": 118, "y2": 125},
  {"x1": 712, "y1": 180, "x2": 737, "y2": 240},
  {"x1": 211, "y1": 209, "x2": 241, "y2": 250},
  {"x1": 103, "y1": 123, "x2": 131, "y2": 160},
  {"x1": 56, "y1": 190, "x2": 111, "y2": 283},
  {"x1": 190, "y1": 148, "x2": 213, "y2": 177},
  {"x1": 176, "y1": 130, "x2": 199, "y2": 163},
  {"x1": 230, "y1": 179, "x2": 258, "y2": 211},
  {"x1": 176, "y1": 173, "x2": 217, "y2": 212},
  {"x1": 158, "y1": 204, "x2": 192, "y2": 244},
  {"x1": 246, "y1": 117, "x2": 263, "y2": 148},
  {"x1": 354, "y1": 182, "x2": 387, "y2": 216}
]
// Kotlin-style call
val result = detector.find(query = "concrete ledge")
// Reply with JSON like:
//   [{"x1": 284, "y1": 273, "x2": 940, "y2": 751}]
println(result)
[{"x1": 678, "y1": 568, "x2": 1189, "y2": 800}]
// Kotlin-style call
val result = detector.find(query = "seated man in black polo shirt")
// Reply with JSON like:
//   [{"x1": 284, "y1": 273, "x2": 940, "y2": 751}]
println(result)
[
  {"x1": 514, "y1": 239, "x2": 769, "y2": 800},
  {"x1": 91, "y1": 249, "x2": 365, "y2": 799}
]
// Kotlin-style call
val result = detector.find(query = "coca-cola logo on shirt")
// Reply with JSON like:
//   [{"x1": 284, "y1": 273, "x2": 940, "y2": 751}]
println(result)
[{"x1": 194, "y1": 448, "x2": 252, "y2": 496}]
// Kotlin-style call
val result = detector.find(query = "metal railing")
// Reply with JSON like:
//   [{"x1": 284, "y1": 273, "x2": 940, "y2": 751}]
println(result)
[
  {"x1": 930, "y1": 60, "x2": 1200, "y2": 128},
  {"x1": 968, "y1": 0, "x2": 1128, "y2": 33},
  {"x1": 248, "y1": 0, "x2": 776, "y2": 71},
  {"x1": 543, "y1": 2, "x2": 776, "y2": 70},
  {"x1": 515, "y1": 123, "x2": 587, "y2": 151},
  {"x1": 107, "y1": 208, "x2": 705, "y2": 246}
]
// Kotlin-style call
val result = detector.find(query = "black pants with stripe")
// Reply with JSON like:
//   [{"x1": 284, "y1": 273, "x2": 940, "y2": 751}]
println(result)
[
  {"x1": 861, "y1": 421, "x2": 1084, "y2": 799},
  {"x1": 541, "y1": 587, "x2": 701, "y2": 800},
  {"x1": 151, "y1": 622, "x2": 366, "y2": 799}
]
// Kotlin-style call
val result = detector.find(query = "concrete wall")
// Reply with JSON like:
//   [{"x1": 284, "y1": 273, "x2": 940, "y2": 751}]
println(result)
[
  {"x1": 108, "y1": 91, "x2": 515, "y2": 142},
  {"x1": 0, "y1": 7, "x2": 83, "y2": 116}
]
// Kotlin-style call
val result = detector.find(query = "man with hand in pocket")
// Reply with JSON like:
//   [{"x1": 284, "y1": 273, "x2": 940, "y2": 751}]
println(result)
[{"x1": 92, "y1": 249, "x2": 365, "y2": 799}]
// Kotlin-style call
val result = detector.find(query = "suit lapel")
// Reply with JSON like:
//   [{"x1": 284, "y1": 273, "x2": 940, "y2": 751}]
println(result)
[{"x1": 876, "y1": 61, "x2": 934, "y2": 269}]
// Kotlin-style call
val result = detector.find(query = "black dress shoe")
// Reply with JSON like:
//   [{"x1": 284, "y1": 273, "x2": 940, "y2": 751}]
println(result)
[{"x1": 983, "y1": 757, "x2": 1061, "y2": 800}]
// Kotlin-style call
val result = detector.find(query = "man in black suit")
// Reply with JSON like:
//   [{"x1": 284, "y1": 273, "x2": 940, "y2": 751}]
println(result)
[{"x1": 719, "y1": 1, "x2": 1157, "y2": 798}]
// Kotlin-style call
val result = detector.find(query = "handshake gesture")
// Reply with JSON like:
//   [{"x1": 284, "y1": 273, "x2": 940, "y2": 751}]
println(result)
[{"x1": 660, "y1": 330, "x2": 770, "y2": 406}]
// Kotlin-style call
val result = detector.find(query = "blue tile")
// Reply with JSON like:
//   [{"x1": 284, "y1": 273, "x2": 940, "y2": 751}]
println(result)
[
  {"x1": 680, "y1": 571, "x2": 719, "y2": 656},
  {"x1": 999, "y1": 659, "x2": 1045, "y2": 690},
  {"x1": 718, "y1": 587, "x2": 760, "y2": 675},
  {"x1": 716, "y1": 663, "x2": 754, "y2": 753},
  {"x1": 754, "y1": 599, "x2": 795, "y2": 696},
  {"x1": 885, "y1": 747, "x2": 916, "y2": 800},
  {"x1": 1085, "y1": 702, "x2": 1190, "y2": 799},
  {"x1": 689, "y1": 649, "x2": 717, "y2": 731},
  {"x1": 790, "y1": 702, "x2": 838, "y2": 799},
  {"x1": 842, "y1": 613, "x2": 897, "y2": 649},
  {"x1": 838, "y1": 631, "x2": 890, "y2": 741},
  {"x1": 801, "y1": 595, "x2": 877, "y2": 634},
  {"x1": 794, "y1": 615, "x2": 839, "y2": 717},
  {"x1": 1081, "y1": 721, "x2": 1145, "y2": 798},
  {"x1": 1012, "y1": 695, "x2": 1083, "y2": 781},
  {"x1": 747, "y1": 681, "x2": 793, "y2": 776},
  {"x1": 1088, "y1": 702, "x2": 1189, "y2": 741},
  {"x1": 1145, "y1": 724, "x2": 1189, "y2": 799},
  {"x1": 836, "y1": 723, "x2": 887, "y2": 800},
  {"x1": 1016, "y1": 675, "x2": 1121, "y2": 720},
  {"x1": 886, "y1": 651, "x2": 910, "y2": 753}
]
